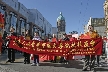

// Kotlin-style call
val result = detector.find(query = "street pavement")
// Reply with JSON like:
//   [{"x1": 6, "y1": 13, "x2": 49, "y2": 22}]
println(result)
[{"x1": 0, "y1": 53, "x2": 108, "y2": 72}]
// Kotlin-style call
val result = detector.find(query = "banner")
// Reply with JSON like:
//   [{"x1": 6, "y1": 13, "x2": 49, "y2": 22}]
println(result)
[{"x1": 8, "y1": 36, "x2": 102, "y2": 56}]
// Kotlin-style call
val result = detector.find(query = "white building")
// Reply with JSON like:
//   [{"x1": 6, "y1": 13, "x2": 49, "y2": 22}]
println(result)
[
  {"x1": 84, "y1": 17, "x2": 92, "y2": 33},
  {"x1": 84, "y1": 17, "x2": 106, "y2": 36}
]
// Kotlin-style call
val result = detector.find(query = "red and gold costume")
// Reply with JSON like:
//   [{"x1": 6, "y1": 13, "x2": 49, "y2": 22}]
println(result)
[
  {"x1": 81, "y1": 30, "x2": 99, "y2": 71},
  {"x1": 0, "y1": 13, "x2": 4, "y2": 54},
  {"x1": 81, "y1": 31, "x2": 99, "y2": 39}
]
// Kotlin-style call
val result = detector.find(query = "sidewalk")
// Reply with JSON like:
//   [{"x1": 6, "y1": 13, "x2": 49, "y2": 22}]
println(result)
[
  {"x1": 0, "y1": 53, "x2": 23, "y2": 72},
  {"x1": 0, "y1": 53, "x2": 108, "y2": 72},
  {"x1": 0, "y1": 53, "x2": 23, "y2": 62},
  {"x1": 0, "y1": 65, "x2": 18, "y2": 72}
]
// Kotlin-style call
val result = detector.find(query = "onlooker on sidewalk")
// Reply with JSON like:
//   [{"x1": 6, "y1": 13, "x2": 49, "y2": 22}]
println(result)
[
  {"x1": 24, "y1": 30, "x2": 32, "y2": 64},
  {"x1": 31, "y1": 32, "x2": 41, "y2": 66},
  {"x1": 6, "y1": 27, "x2": 17, "y2": 63}
]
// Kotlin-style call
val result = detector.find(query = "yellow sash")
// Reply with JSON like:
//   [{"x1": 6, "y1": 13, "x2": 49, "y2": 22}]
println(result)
[{"x1": 85, "y1": 31, "x2": 99, "y2": 39}]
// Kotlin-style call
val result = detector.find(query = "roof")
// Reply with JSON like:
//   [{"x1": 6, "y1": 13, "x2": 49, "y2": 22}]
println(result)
[{"x1": 57, "y1": 12, "x2": 65, "y2": 21}]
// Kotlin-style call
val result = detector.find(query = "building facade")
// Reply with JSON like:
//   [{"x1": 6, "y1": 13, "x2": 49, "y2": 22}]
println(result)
[
  {"x1": 57, "y1": 12, "x2": 66, "y2": 39},
  {"x1": 104, "y1": 0, "x2": 108, "y2": 38},
  {"x1": 52, "y1": 27, "x2": 57, "y2": 35},
  {"x1": 28, "y1": 9, "x2": 52, "y2": 38},
  {"x1": 0, "y1": 0, "x2": 52, "y2": 38},
  {"x1": 84, "y1": 17, "x2": 105, "y2": 36}
]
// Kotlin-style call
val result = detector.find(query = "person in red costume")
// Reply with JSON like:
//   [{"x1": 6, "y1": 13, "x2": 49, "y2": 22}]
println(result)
[
  {"x1": 6, "y1": 27, "x2": 17, "y2": 63},
  {"x1": 0, "y1": 33, "x2": 3, "y2": 55},
  {"x1": 0, "y1": 12, "x2": 4, "y2": 55},
  {"x1": 52, "y1": 34, "x2": 57, "y2": 42},
  {"x1": 81, "y1": 25, "x2": 99, "y2": 72},
  {"x1": 67, "y1": 36, "x2": 76, "y2": 60}
]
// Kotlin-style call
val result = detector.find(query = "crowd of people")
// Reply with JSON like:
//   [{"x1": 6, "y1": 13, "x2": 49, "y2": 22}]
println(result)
[{"x1": 0, "y1": 25, "x2": 108, "y2": 72}]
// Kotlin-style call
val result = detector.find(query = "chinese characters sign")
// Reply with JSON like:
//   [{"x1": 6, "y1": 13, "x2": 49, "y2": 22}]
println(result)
[{"x1": 8, "y1": 36, "x2": 102, "y2": 56}]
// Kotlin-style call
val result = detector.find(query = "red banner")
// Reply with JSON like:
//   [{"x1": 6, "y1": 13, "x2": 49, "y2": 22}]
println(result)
[{"x1": 8, "y1": 36, "x2": 102, "y2": 56}]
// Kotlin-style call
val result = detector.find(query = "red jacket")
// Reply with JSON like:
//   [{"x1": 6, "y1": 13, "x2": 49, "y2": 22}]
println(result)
[{"x1": 52, "y1": 38, "x2": 57, "y2": 42}]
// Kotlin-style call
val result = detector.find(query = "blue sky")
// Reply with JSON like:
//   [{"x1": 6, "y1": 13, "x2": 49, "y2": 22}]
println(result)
[{"x1": 18, "y1": 0, "x2": 105, "y2": 34}]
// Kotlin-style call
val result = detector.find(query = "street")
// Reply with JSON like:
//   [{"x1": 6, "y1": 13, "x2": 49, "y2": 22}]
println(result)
[{"x1": 0, "y1": 53, "x2": 108, "y2": 72}]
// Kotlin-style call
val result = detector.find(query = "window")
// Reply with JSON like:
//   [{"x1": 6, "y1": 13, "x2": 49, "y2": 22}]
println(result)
[
  {"x1": 17, "y1": 20, "x2": 21, "y2": 34},
  {"x1": 5, "y1": 14, "x2": 11, "y2": 32},
  {"x1": 10, "y1": 13, "x2": 17, "y2": 32},
  {"x1": 22, "y1": 7, "x2": 25, "y2": 11},
  {"x1": 26, "y1": 24, "x2": 29, "y2": 30},
  {"x1": 107, "y1": 21, "x2": 108, "y2": 28},
  {"x1": 0, "y1": 7, "x2": 5, "y2": 15},
  {"x1": 106, "y1": 9, "x2": 108, "y2": 15},
  {"x1": 15, "y1": 2, "x2": 16, "y2": 8},
  {"x1": 20, "y1": 18, "x2": 26, "y2": 34},
  {"x1": 94, "y1": 19, "x2": 97, "y2": 23}
]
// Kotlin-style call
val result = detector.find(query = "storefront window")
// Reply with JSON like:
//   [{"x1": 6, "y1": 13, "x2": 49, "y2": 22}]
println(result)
[
  {"x1": 33, "y1": 27, "x2": 36, "y2": 33},
  {"x1": 9, "y1": 12, "x2": 17, "y2": 32},
  {"x1": 11, "y1": 15, "x2": 17, "y2": 31},
  {"x1": 26, "y1": 23, "x2": 29, "y2": 30},
  {"x1": 21, "y1": 20, "x2": 25, "y2": 33},
  {"x1": 5, "y1": 14, "x2": 11, "y2": 32},
  {"x1": 0, "y1": 6, "x2": 5, "y2": 15},
  {"x1": 17, "y1": 20, "x2": 21, "y2": 35}
]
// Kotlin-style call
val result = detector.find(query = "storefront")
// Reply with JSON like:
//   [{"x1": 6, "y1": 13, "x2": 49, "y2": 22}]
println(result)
[
  {"x1": 0, "y1": 4, "x2": 5, "y2": 36},
  {"x1": 20, "y1": 18, "x2": 26, "y2": 35},
  {"x1": 10, "y1": 12, "x2": 17, "y2": 32},
  {"x1": 0, "y1": 4, "x2": 5, "y2": 15}
]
